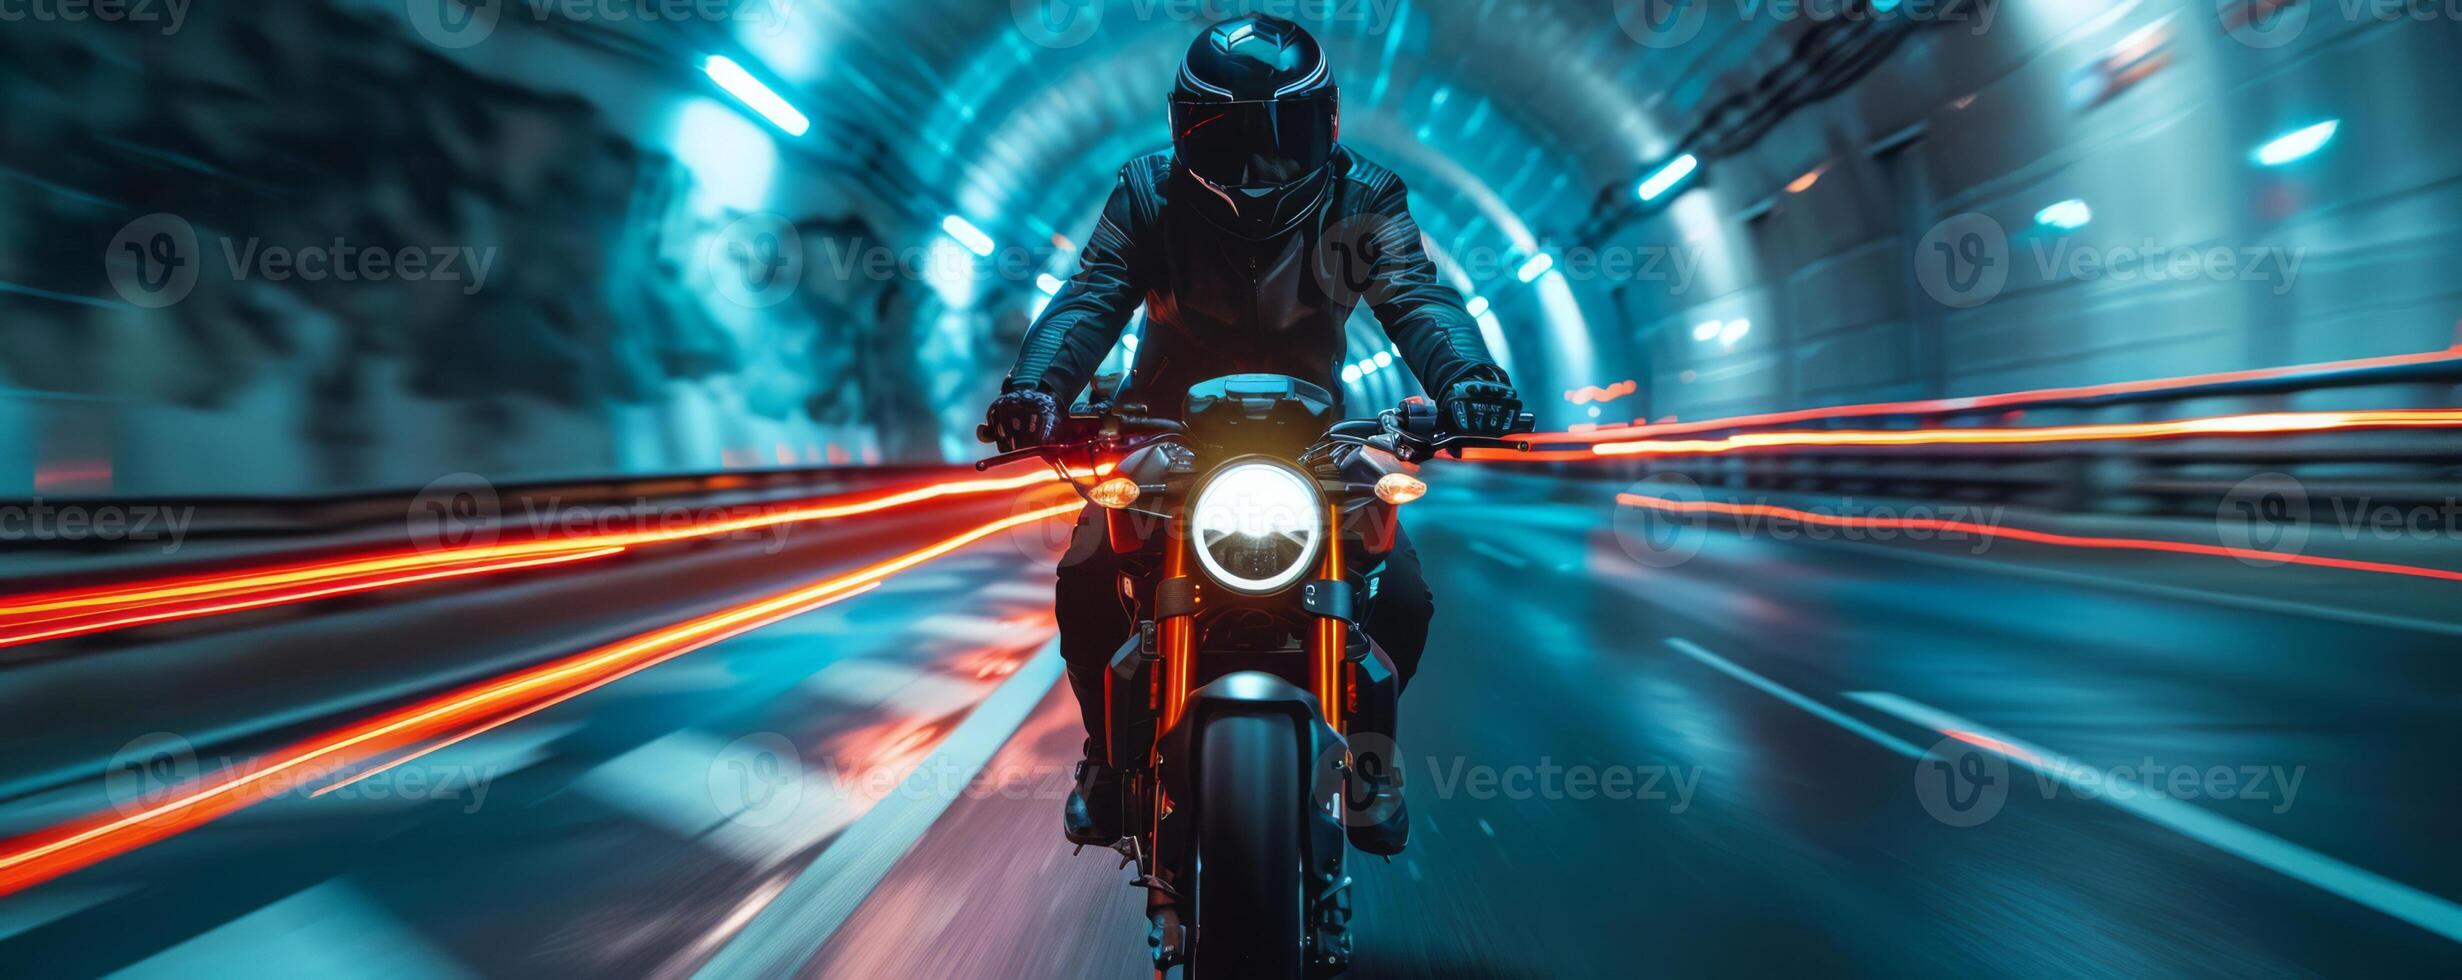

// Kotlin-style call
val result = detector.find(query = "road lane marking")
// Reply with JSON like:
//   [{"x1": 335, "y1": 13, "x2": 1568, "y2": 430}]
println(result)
[
  {"x1": 1664, "y1": 638, "x2": 1922, "y2": 759},
  {"x1": 1465, "y1": 540, "x2": 1530, "y2": 569},
  {"x1": 693, "y1": 642, "x2": 1064, "y2": 979},
  {"x1": 1849, "y1": 691, "x2": 2462, "y2": 945}
]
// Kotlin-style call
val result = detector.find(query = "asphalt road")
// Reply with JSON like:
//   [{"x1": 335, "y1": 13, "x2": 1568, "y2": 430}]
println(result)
[{"x1": 4, "y1": 475, "x2": 2459, "y2": 977}]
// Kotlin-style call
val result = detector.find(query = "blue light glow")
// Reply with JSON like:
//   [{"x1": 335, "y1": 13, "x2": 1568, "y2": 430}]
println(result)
[
  {"x1": 1637, "y1": 153, "x2": 1699, "y2": 202},
  {"x1": 2254, "y1": 120, "x2": 2340, "y2": 166},
  {"x1": 1691, "y1": 320, "x2": 1722, "y2": 342},
  {"x1": 1464, "y1": 295, "x2": 1490, "y2": 318},
  {"x1": 2035, "y1": 199, "x2": 2093, "y2": 230},
  {"x1": 1035, "y1": 273, "x2": 1063, "y2": 295},
  {"x1": 942, "y1": 215, "x2": 996, "y2": 257},
  {"x1": 1516, "y1": 253, "x2": 1555, "y2": 283},
  {"x1": 702, "y1": 56, "x2": 810, "y2": 137}
]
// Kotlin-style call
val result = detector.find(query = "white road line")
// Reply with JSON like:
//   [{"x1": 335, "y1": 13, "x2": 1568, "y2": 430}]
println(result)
[
  {"x1": 694, "y1": 642, "x2": 1065, "y2": 979},
  {"x1": 1773, "y1": 533, "x2": 2462, "y2": 640},
  {"x1": 112, "y1": 879, "x2": 477, "y2": 979},
  {"x1": 1663, "y1": 638, "x2": 1922, "y2": 759},
  {"x1": 1465, "y1": 540, "x2": 1530, "y2": 569},
  {"x1": 1849, "y1": 691, "x2": 2462, "y2": 945}
]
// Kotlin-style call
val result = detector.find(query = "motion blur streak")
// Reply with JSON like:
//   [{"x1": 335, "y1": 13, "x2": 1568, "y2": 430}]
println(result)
[
  {"x1": 1616, "y1": 494, "x2": 2462, "y2": 584},
  {"x1": 0, "y1": 547, "x2": 627, "y2": 650},
  {"x1": 0, "y1": 501, "x2": 1081, "y2": 897},
  {"x1": 1530, "y1": 345, "x2": 2462, "y2": 444},
  {"x1": 0, "y1": 467, "x2": 1088, "y2": 651},
  {"x1": 1590, "y1": 410, "x2": 2462, "y2": 457}
]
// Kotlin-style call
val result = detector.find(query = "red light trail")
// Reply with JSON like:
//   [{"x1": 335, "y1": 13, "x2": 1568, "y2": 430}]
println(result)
[
  {"x1": 1532, "y1": 344, "x2": 2462, "y2": 444},
  {"x1": 1615, "y1": 493, "x2": 2462, "y2": 584},
  {"x1": 0, "y1": 500, "x2": 1082, "y2": 897},
  {"x1": 1459, "y1": 408, "x2": 2462, "y2": 462},
  {"x1": 0, "y1": 467, "x2": 1087, "y2": 652}
]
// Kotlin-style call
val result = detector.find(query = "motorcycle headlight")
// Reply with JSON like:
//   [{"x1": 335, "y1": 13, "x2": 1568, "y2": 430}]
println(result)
[{"x1": 1189, "y1": 460, "x2": 1324, "y2": 595}]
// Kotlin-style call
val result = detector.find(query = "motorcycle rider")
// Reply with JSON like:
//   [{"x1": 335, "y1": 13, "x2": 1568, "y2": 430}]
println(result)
[{"x1": 982, "y1": 14, "x2": 1522, "y2": 856}]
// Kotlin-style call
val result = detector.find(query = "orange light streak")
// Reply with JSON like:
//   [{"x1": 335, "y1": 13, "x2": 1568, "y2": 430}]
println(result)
[
  {"x1": 1531, "y1": 344, "x2": 2462, "y2": 445},
  {"x1": 1615, "y1": 493, "x2": 2462, "y2": 584},
  {"x1": 1587, "y1": 410, "x2": 2462, "y2": 457},
  {"x1": 0, "y1": 503, "x2": 1079, "y2": 896},
  {"x1": 0, "y1": 466, "x2": 1086, "y2": 651}
]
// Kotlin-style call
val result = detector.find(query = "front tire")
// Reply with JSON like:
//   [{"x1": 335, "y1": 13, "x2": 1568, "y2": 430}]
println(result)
[{"x1": 1191, "y1": 714, "x2": 1307, "y2": 979}]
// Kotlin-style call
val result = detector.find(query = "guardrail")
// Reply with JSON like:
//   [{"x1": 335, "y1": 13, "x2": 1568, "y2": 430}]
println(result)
[
  {"x1": 1, "y1": 463, "x2": 963, "y2": 545},
  {"x1": 1497, "y1": 346, "x2": 2462, "y2": 515}
]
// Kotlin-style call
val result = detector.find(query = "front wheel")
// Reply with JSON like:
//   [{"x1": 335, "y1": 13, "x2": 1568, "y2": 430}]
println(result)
[{"x1": 1191, "y1": 714, "x2": 1307, "y2": 979}]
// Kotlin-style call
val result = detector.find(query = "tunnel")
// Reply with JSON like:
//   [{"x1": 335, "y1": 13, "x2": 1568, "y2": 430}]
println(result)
[{"x1": 1, "y1": 1, "x2": 2458, "y2": 976}]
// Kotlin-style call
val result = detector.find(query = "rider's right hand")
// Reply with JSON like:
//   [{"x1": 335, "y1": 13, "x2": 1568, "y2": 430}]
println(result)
[{"x1": 983, "y1": 384, "x2": 1061, "y2": 452}]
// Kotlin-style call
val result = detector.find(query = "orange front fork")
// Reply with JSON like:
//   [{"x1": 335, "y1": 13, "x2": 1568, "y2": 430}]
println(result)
[
  {"x1": 1158, "y1": 518, "x2": 1196, "y2": 730},
  {"x1": 1310, "y1": 503, "x2": 1346, "y2": 733}
]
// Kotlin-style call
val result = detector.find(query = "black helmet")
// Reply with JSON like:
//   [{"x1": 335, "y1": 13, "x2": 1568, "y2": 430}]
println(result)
[{"x1": 1170, "y1": 15, "x2": 1340, "y2": 239}]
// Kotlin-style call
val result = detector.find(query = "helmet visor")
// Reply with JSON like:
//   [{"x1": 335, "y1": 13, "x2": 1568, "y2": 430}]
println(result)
[{"x1": 1170, "y1": 93, "x2": 1336, "y2": 188}]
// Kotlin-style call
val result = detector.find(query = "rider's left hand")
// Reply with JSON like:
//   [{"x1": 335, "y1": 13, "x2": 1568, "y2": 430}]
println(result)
[{"x1": 1441, "y1": 376, "x2": 1522, "y2": 436}]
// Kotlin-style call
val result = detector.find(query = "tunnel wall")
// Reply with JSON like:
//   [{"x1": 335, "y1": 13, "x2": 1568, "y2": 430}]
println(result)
[
  {"x1": 1595, "y1": 5, "x2": 2461, "y2": 424},
  {"x1": 0, "y1": 5, "x2": 930, "y2": 498}
]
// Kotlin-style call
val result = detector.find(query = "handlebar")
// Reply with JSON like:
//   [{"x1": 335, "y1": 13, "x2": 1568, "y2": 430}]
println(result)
[
  {"x1": 975, "y1": 400, "x2": 1536, "y2": 472},
  {"x1": 973, "y1": 415, "x2": 1186, "y2": 472}
]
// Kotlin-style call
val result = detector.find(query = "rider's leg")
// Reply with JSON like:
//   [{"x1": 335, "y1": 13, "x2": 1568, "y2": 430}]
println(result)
[
  {"x1": 1349, "y1": 525, "x2": 1429, "y2": 854},
  {"x1": 1056, "y1": 506, "x2": 1132, "y2": 742},
  {"x1": 1054, "y1": 507, "x2": 1132, "y2": 843},
  {"x1": 1361, "y1": 525, "x2": 1431, "y2": 691}
]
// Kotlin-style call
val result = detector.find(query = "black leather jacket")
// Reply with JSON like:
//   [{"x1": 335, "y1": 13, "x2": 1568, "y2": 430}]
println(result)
[{"x1": 1004, "y1": 148, "x2": 1508, "y2": 417}]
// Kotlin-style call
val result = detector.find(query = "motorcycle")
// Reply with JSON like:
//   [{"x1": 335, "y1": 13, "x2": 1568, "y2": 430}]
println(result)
[{"x1": 979, "y1": 374, "x2": 1533, "y2": 977}]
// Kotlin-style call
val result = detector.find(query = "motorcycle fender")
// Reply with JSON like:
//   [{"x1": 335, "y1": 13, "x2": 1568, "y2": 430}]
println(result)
[{"x1": 1158, "y1": 672, "x2": 1346, "y2": 810}]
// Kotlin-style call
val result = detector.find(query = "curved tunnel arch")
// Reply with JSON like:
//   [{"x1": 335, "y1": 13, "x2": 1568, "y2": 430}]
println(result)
[{"x1": 874, "y1": 2, "x2": 1677, "y2": 422}]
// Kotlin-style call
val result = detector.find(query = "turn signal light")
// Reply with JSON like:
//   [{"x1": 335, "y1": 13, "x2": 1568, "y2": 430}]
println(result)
[
  {"x1": 1374, "y1": 473, "x2": 1428, "y2": 506},
  {"x1": 1089, "y1": 477, "x2": 1142, "y2": 510}
]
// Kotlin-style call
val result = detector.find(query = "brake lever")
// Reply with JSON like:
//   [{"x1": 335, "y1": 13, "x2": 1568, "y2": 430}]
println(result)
[{"x1": 975, "y1": 446, "x2": 1055, "y2": 471}]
